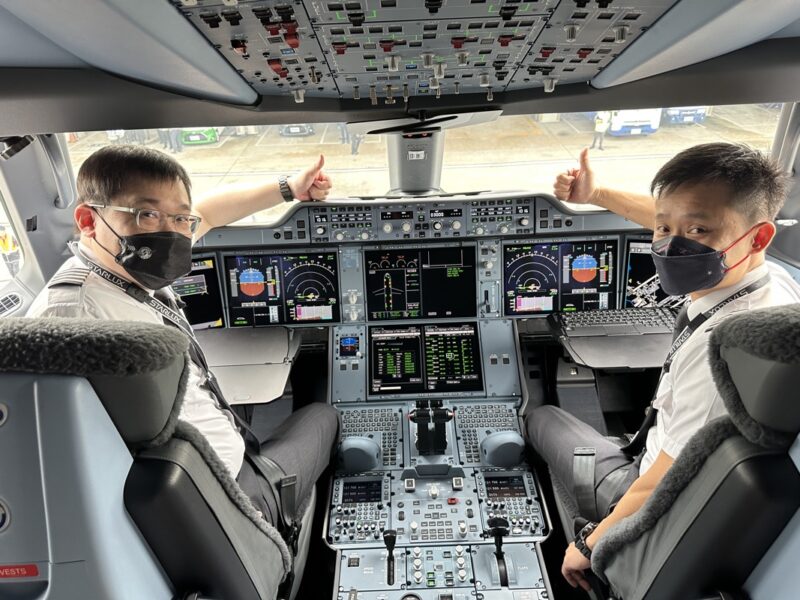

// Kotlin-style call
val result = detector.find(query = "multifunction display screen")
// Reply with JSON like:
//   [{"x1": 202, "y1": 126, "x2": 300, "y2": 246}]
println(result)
[
  {"x1": 503, "y1": 239, "x2": 618, "y2": 314},
  {"x1": 341, "y1": 480, "x2": 383, "y2": 504},
  {"x1": 173, "y1": 256, "x2": 225, "y2": 330},
  {"x1": 625, "y1": 238, "x2": 687, "y2": 309},
  {"x1": 484, "y1": 475, "x2": 528, "y2": 498},
  {"x1": 365, "y1": 247, "x2": 477, "y2": 321},
  {"x1": 369, "y1": 322, "x2": 483, "y2": 395},
  {"x1": 225, "y1": 252, "x2": 340, "y2": 326}
]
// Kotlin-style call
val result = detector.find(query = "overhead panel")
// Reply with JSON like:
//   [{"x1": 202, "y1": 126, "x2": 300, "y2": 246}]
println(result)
[
  {"x1": 171, "y1": 0, "x2": 680, "y2": 105},
  {"x1": 507, "y1": 0, "x2": 677, "y2": 90}
]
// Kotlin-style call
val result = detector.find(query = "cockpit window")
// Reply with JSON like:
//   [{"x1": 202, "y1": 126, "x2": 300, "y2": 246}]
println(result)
[
  {"x1": 0, "y1": 192, "x2": 23, "y2": 286},
  {"x1": 66, "y1": 103, "x2": 783, "y2": 224}
]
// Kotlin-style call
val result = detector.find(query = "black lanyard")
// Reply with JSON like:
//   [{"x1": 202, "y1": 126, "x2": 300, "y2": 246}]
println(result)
[
  {"x1": 70, "y1": 245, "x2": 261, "y2": 451},
  {"x1": 621, "y1": 272, "x2": 771, "y2": 457},
  {"x1": 662, "y1": 273, "x2": 770, "y2": 373}
]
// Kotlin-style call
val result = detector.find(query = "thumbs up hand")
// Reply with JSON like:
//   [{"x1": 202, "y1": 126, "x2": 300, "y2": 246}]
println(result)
[
  {"x1": 553, "y1": 147, "x2": 597, "y2": 205},
  {"x1": 289, "y1": 154, "x2": 332, "y2": 201}
]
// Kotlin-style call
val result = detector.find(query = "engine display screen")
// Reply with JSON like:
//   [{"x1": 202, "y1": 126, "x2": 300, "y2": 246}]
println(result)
[
  {"x1": 342, "y1": 479, "x2": 383, "y2": 504},
  {"x1": 225, "y1": 252, "x2": 340, "y2": 326},
  {"x1": 365, "y1": 246, "x2": 477, "y2": 320},
  {"x1": 503, "y1": 239, "x2": 618, "y2": 315},
  {"x1": 484, "y1": 475, "x2": 528, "y2": 498},
  {"x1": 173, "y1": 256, "x2": 224, "y2": 330}
]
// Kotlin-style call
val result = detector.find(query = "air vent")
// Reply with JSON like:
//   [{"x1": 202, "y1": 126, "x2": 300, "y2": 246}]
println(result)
[{"x1": 0, "y1": 293, "x2": 22, "y2": 317}]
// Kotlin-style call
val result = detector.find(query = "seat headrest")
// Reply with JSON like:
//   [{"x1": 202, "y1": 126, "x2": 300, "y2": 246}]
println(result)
[
  {"x1": 0, "y1": 317, "x2": 190, "y2": 447},
  {"x1": 709, "y1": 303, "x2": 800, "y2": 449}
]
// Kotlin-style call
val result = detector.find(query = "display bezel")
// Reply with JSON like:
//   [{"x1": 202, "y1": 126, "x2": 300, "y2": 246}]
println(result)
[
  {"x1": 221, "y1": 247, "x2": 342, "y2": 328},
  {"x1": 363, "y1": 242, "x2": 480, "y2": 322},
  {"x1": 501, "y1": 235, "x2": 622, "y2": 317}
]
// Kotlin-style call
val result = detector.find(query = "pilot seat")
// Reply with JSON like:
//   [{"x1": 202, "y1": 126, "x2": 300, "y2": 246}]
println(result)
[{"x1": 0, "y1": 317, "x2": 315, "y2": 600}]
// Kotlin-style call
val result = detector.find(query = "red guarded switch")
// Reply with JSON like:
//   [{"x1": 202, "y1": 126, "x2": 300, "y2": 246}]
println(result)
[
  {"x1": 540, "y1": 46, "x2": 556, "y2": 58},
  {"x1": 451, "y1": 36, "x2": 467, "y2": 49},
  {"x1": 268, "y1": 58, "x2": 288, "y2": 78},
  {"x1": 379, "y1": 40, "x2": 396, "y2": 52},
  {"x1": 332, "y1": 42, "x2": 348, "y2": 55},
  {"x1": 284, "y1": 20, "x2": 298, "y2": 34},
  {"x1": 577, "y1": 47, "x2": 593, "y2": 59},
  {"x1": 498, "y1": 34, "x2": 513, "y2": 47},
  {"x1": 284, "y1": 33, "x2": 300, "y2": 48},
  {"x1": 266, "y1": 22, "x2": 281, "y2": 35}
]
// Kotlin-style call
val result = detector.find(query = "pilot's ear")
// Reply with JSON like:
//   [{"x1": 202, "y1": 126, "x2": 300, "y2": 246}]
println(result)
[
  {"x1": 75, "y1": 203, "x2": 98, "y2": 237},
  {"x1": 752, "y1": 221, "x2": 776, "y2": 252}
]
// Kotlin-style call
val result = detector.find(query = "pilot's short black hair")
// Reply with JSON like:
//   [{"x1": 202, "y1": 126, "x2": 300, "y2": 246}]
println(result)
[
  {"x1": 77, "y1": 144, "x2": 192, "y2": 206},
  {"x1": 650, "y1": 142, "x2": 789, "y2": 222}
]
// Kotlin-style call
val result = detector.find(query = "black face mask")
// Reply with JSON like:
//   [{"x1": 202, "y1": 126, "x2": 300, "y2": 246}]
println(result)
[
  {"x1": 94, "y1": 211, "x2": 192, "y2": 289},
  {"x1": 650, "y1": 225, "x2": 758, "y2": 297}
]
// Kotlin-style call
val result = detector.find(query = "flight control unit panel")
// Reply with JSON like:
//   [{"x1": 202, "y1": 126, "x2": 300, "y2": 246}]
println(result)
[{"x1": 181, "y1": 194, "x2": 661, "y2": 599}]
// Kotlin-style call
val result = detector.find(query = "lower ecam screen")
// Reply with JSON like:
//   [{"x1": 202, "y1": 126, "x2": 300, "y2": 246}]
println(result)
[{"x1": 172, "y1": 257, "x2": 224, "y2": 329}]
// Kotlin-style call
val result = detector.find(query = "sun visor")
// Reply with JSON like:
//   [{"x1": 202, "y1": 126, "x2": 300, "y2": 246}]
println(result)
[
  {"x1": 1, "y1": 0, "x2": 257, "y2": 105},
  {"x1": 593, "y1": 0, "x2": 800, "y2": 88}
]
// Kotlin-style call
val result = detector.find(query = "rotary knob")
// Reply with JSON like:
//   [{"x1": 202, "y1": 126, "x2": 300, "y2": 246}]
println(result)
[
  {"x1": 414, "y1": 571, "x2": 424, "y2": 583},
  {"x1": 360, "y1": 231, "x2": 370, "y2": 240},
  {"x1": 499, "y1": 224, "x2": 509, "y2": 234},
  {"x1": 335, "y1": 232, "x2": 345, "y2": 241},
  {"x1": 413, "y1": 558, "x2": 423, "y2": 570},
  {"x1": 382, "y1": 223, "x2": 393, "y2": 234},
  {"x1": 452, "y1": 220, "x2": 462, "y2": 230},
  {"x1": 458, "y1": 569, "x2": 467, "y2": 581},
  {"x1": 410, "y1": 521, "x2": 419, "y2": 533},
  {"x1": 482, "y1": 260, "x2": 494, "y2": 270},
  {"x1": 456, "y1": 557, "x2": 466, "y2": 568},
  {"x1": 432, "y1": 221, "x2": 443, "y2": 231},
  {"x1": 401, "y1": 222, "x2": 412, "y2": 233},
  {"x1": 413, "y1": 546, "x2": 422, "y2": 557},
  {"x1": 518, "y1": 216, "x2": 530, "y2": 227},
  {"x1": 315, "y1": 226, "x2": 326, "y2": 235},
  {"x1": 475, "y1": 226, "x2": 485, "y2": 235}
]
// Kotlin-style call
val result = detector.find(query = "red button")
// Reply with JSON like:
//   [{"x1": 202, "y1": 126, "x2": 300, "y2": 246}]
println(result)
[
  {"x1": 0, "y1": 564, "x2": 39, "y2": 578},
  {"x1": 447, "y1": 498, "x2": 459, "y2": 505}
]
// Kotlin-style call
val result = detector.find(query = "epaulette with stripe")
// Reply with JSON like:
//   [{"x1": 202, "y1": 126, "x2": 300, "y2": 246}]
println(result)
[{"x1": 47, "y1": 266, "x2": 92, "y2": 288}]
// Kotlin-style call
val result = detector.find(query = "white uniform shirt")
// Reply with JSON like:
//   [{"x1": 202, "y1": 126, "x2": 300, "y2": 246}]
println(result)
[
  {"x1": 640, "y1": 261, "x2": 800, "y2": 474},
  {"x1": 26, "y1": 245, "x2": 245, "y2": 478}
]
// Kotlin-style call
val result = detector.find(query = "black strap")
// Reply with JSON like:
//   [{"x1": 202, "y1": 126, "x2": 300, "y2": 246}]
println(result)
[
  {"x1": 620, "y1": 274, "x2": 770, "y2": 456},
  {"x1": 572, "y1": 447, "x2": 599, "y2": 521}
]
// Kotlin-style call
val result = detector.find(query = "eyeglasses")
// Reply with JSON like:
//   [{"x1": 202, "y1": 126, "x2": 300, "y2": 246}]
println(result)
[{"x1": 87, "y1": 203, "x2": 202, "y2": 234}]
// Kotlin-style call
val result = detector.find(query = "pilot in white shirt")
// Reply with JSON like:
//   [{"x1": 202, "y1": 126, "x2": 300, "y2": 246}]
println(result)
[
  {"x1": 28, "y1": 243, "x2": 246, "y2": 478},
  {"x1": 529, "y1": 142, "x2": 800, "y2": 591},
  {"x1": 26, "y1": 143, "x2": 339, "y2": 529}
]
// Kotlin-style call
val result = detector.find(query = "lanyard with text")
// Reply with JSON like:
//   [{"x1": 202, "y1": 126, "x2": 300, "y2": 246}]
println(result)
[
  {"x1": 662, "y1": 273, "x2": 771, "y2": 373},
  {"x1": 620, "y1": 272, "x2": 771, "y2": 457},
  {"x1": 70, "y1": 245, "x2": 261, "y2": 450}
]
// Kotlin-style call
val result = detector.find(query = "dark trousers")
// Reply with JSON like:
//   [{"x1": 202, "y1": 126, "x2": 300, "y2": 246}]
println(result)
[
  {"x1": 237, "y1": 403, "x2": 340, "y2": 525},
  {"x1": 525, "y1": 405, "x2": 641, "y2": 523}
]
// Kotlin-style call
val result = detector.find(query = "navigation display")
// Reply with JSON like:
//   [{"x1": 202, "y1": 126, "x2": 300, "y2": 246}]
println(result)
[
  {"x1": 365, "y1": 246, "x2": 477, "y2": 320},
  {"x1": 625, "y1": 237, "x2": 688, "y2": 309},
  {"x1": 173, "y1": 256, "x2": 224, "y2": 330},
  {"x1": 503, "y1": 239, "x2": 617, "y2": 315},
  {"x1": 369, "y1": 322, "x2": 483, "y2": 395},
  {"x1": 225, "y1": 252, "x2": 340, "y2": 326}
]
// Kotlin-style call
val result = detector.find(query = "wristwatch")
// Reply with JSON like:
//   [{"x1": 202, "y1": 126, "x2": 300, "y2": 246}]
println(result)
[
  {"x1": 574, "y1": 521, "x2": 598, "y2": 560},
  {"x1": 278, "y1": 175, "x2": 294, "y2": 202}
]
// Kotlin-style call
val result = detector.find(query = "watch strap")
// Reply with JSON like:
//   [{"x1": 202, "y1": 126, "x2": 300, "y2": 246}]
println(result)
[
  {"x1": 278, "y1": 175, "x2": 294, "y2": 202},
  {"x1": 574, "y1": 522, "x2": 597, "y2": 560}
]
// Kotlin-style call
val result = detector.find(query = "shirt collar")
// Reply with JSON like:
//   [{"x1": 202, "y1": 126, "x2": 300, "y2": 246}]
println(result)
[{"x1": 687, "y1": 262, "x2": 770, "y2": 320}]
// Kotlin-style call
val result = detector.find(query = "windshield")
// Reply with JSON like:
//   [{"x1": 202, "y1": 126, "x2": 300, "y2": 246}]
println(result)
[{"x1": 66, "y1": 104, "x2": 784, "y2": 224}]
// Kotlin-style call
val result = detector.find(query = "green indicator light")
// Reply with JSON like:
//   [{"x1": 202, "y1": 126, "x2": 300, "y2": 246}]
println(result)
[
  {"x1": 369, "y1": 10, "x2": 377, "y2": 18},
  {"x1": 488, "y1": 4, "x2": 498, "y2": 13},
  {"x1": 335, "y1": 11, "x2": 345, "y2": 20}
]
